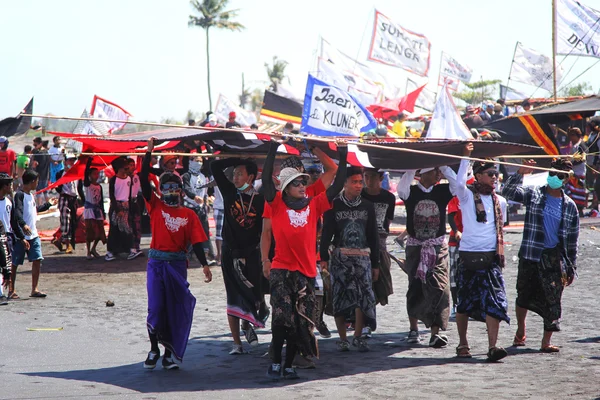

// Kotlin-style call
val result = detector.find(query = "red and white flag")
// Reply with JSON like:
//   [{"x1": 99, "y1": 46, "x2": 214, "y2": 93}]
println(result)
[{"x1": 90, "y1": 95, "x2": 132, "y2": 134}]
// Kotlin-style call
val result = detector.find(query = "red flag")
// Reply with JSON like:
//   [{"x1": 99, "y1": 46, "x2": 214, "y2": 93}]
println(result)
[{"x1": 367, "y1": 84, "x2": 427, "y2": 120}]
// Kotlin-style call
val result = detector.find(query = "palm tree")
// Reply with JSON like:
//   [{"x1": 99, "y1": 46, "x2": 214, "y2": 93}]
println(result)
[
  {"x1": 265, "y1": 56, "x2": 289, "y2": 92},
  {"x1": 189, "y1": 0, "x2": 244, "y2": 110}
]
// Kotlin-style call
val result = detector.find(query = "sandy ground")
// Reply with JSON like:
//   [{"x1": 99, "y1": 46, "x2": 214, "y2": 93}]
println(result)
[
  {"x1": 2, "y1": 135, "x2": 600, "y2": 399},
  {"x1": 2, "y1": 218, "x2": 600, "y2": 400}
]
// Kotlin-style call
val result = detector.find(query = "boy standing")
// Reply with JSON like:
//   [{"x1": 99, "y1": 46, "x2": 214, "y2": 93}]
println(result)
[
  {"x1": 83, "y1": 157, "x2": 106, "y2": 260},
  {"x1": 11, "y1": 170, "x2": 56, "y2": 298}
]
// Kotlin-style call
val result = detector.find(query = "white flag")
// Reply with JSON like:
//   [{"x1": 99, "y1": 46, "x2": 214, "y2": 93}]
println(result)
[
  {"x1": 426, "y1": 85, "x2": 473, "y2": 140},
  {"x1": 214, "y1": 94, "x2": 257, "y2": 127},
  {"x1": 439, "y1": 52, "x2": 472, "y2": 90},
  {"x1": 321, "y1": 38, "x2": 400, "y2": 100},
  {"x1": 90, "y1": 95, "x2": 131, "y2": 134},
  {"x1": 368, "y1": 10, "x2": 431, "y2": 76},
  {"x1": 317, "y1": 58, "x2": 381, "y2": 106},
  {"x1": 556, "y1": 0, "x2": 600, "y2": 58},
  {"x1": 510, "y1": 43, "x2": 562, "y2": 91}
]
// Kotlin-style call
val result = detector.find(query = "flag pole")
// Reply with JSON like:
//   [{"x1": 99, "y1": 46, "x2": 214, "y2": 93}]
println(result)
[
  {"x1": 434, "y1": 52, "x2": 444, "y2": 103},
  {"x1": 505, "y1": 41, "x2": 519, "y2": 101},
  {"x1": 552, "y1": 0, "x2": 558, "y2": 101}
]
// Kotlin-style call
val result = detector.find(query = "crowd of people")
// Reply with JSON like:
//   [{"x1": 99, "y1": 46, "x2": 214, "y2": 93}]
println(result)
[{"x1": 0, "y1": 128, "x2": 581, "y2": 381}]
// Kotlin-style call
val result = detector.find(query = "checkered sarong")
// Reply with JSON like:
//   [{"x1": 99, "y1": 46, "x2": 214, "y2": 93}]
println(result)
[
  {"x1": 214, "y1": 208, "x2": 224, "y2": 240},
  {"x1": 59, "y1": 194, "x2": 77, "y2": 243}
]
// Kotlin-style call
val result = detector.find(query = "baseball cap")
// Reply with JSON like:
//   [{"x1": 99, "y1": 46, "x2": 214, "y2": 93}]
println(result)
[
  {"x1": 465, "y1": 105, "x2": 475, "y2": 112},
  {"x1": 0, "y1": 136, "x2": 7, "y2": 144},
  {"x1": 229, "y1": 111, "x2": 236, "y2": 118}
]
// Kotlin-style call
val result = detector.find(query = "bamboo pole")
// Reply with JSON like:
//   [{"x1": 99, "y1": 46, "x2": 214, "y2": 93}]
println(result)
[
  {"x1": 552, "y1": 0, "x2": 558, "y2": 101},
  {"x1": 80, "y1": 152, "x2": 289, "y2": 159}
]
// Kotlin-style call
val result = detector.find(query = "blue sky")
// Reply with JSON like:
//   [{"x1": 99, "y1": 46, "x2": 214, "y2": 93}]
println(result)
[{"x1": 1, "y1": 0, "x2": 599, "y2": 122}]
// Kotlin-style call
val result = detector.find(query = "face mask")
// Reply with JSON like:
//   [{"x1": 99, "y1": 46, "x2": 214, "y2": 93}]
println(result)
[
  {"x1": 547, "y1": 175, "x2": 565, "y2": 190},
  {"x1": 189, "y1": 161, "x2": 202, "y2": 175},
  {"x1": 161, "y1": 183, "x2": 182, "y2": 207},
  {"x1": 237, "y1": 182, "x2": 250, "y2": 192}
]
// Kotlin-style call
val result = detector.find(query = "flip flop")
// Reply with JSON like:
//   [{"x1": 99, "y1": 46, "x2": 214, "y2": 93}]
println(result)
[
  {"x1": 86, "y1": 255, "x2": 94, "y2": 261},
  {"x1": 8, "y1": 292, "x2": 20, "y2": 300},
  {"x1": 30, "y1": 292, "x2": 47, "y2": 298},
  {"x1": 456, "y1": 345, "x2": 472, "y2": 358},
  {"x1": 513, "y1": 334, "x2": 526, "y2": 347},
  {"x1": 540, "y1": 345, "x2": 560, "y2": 353}
]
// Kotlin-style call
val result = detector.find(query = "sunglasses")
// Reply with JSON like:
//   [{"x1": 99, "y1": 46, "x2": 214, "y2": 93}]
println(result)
[
  {"x1": 289, "y1": 179, "x2": 308, "y2": 187},
  {"x1": 483, "y1": 170, "x2": 499, "y2": 178},
  {"x1": 549, "y1": 171, "x2": 569, "y2": 180}
]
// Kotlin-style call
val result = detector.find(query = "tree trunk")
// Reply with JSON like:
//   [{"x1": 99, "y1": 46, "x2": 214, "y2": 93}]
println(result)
[{"x1": 205, "y1": 27, "x2": 213, "y2": 111}]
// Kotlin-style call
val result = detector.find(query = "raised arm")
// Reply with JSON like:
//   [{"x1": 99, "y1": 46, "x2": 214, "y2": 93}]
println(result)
[
  {"x1": 312, "y1": 146, "x2": 338, "y2": 188},
  {"x1": 140, "y1": 139, "x2": 155, "y2": 201},
  {"x1": 84, "y1": 157, "x2": 93, "y2": 187},
  {"x1": 325, "y1": 145, "x2": 348, "y2": 202},
  {"x1": 439, "y1": 166, "x2": 458, "y2": 196},
  {"x1": 502, "y1": 161, "x2": 536, "y2": 205},
  {"x1": 397, "y1": 170, "x2": 416, "y2": 200},
  {"x1": 262, "y1": 142, "x2": 278, "y2": 203},
  {"x1": 210, "y1": 157, "x2": 241, "y2": 195},
  {"x1": 456, "y1": 143, "x2": 474, "y2": 203}
]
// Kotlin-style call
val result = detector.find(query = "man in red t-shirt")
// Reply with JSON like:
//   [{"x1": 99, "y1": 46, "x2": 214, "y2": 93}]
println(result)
[
  {"x1": 260, "y1": 140, "x2": 347, "y2": 380},
  {"x1": 0, "y1": 137, "x2": 17, "y2": 177},
  {"x1": 139, "y1": 138, "x2": 212, "y2": 371}
]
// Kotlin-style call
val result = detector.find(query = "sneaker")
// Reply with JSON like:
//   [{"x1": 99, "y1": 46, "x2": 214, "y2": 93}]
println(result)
[
  {"x1": 361, "y1": 327, "x2": 372, "y2": 339},
  {"x1": 127, "y1": 249, "x2": 143, "y2": 260},
  {"x1": 162, "y1": 355, "x2": 179, "y2": 370},
  {"x1": 429, "y1": 334, "x2": 449, "y2": 348},
  {"x1": 105, "y1": 252, "x2": 116, "y2": 261},
  {"x1": 292, "y1": 354, "x2": 316, "y2": 369},
  {"x1": 282, "y1": 367, "x2": 299, "y2": 380},
  {"x1": 229, "y1": 344, "x2": 248, "y2": 355},
  {"x1": 407, "y1": 330, "x2": 421, "y2": 344},
  {"x1": 352, "y1": 336, "x2": 370, "y2": 352},
  {"x1": 0, "y1": 296, "x2": 8, "y2": 306},
  {"x1": 266, "y1": 363, "x2": 281, "y2": 380},
  {"x1": 243, "y1": 326, "x2": 259, "y2": 347},
  {"x1": 144, "y1": 351, "x2": 160, "y2": 369},
  {"x1": 316, "y1": 321, "x2": 332, "y2": 338},
  {"x1": 337, "y1": 340, "x2": 351, "y2": 352}
]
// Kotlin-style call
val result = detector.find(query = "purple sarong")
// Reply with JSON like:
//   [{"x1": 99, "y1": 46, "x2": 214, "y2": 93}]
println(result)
[{"x1": 146, "y1": 258, "x2": 196, "y2": 361}]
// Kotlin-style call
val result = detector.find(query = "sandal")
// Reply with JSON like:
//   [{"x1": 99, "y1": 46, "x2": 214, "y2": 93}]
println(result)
[
  {"x1": 513, "y1": 334, "x2": 526, "y2": 347},
  {"x1": 540, "y1": 345, "x2": 560, "y2": 353},
  {"x1": 8, "y1": 292, "x2": 20, "y2": 300},
  {"x1": 487, "y1": 346, "x2": 508, "y2": 362},
  {"x1": 30, "y1": 291, "x2": 47, "y2": 298},
  {"x1": 456, "y1": 345, "x2": 472, "y2": 358}
]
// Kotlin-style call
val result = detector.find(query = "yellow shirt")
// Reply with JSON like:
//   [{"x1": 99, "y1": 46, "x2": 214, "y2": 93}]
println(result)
[{"x1": 391, "y1": 120, "x2": 407, "y2": 138}]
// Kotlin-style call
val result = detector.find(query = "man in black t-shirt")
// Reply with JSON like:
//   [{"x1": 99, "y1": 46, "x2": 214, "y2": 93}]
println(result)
[
  {"x1": 397, "y1": 166, "x2": 457, "y2": 349},
  {"x1": 211, "y1": 157, "x2": 266, "y2": 355},
  {"x1": 31, "y1": 137, "x2": 51, "y2": 207},
  {"x1": 362, "y1": 169, "x2": 396, "y2": 312}
]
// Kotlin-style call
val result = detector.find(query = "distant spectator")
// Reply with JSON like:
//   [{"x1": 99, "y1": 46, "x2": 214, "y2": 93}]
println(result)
[
  {"x1": 491, "y1": 104, "x2": 505, "y2": 121},
  {"x1": 463, "y1": 105, "x2": 484, "y2": 129},
  {"x1": 0, "y1": 137, "x2": 16, "y2": 178},
  {"x1": 225, "y1": 112, "x2": 241, "y2": 129}
]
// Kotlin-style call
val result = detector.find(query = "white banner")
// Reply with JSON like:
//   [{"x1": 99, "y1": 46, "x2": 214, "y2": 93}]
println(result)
[
  {"x1": 317, "y1": 58, "x2": 381, "y2": 107},
  {"x1": 510, "y1": 43, "x2": 562, "y2": 91},
  {"x1": 368, "y1": 10, "x2": 431, "y2": 76},
  {"x1": 301, "y1": 75, "x2": 377, "y2": 137},
  {"x1": 499, "y1": 84, "x2": 528, "y2": 101},
  {"x1": 439, "y1": 51, "x2": 472, "y2": 89},
  {"x1": 426, "y1": 84, "x2": 473, "y2": 140},
  {"x1": 90, "y1": 95, "x2": 131, "y2": 134},
  {"x1": 556, "y1": 0, "x2": 600, "y2": 58},
  {"x1": 214, "y1": 94, "x2": 257, "y2": 127}
]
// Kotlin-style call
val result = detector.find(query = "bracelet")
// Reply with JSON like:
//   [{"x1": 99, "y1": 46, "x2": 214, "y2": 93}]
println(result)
[{"x1": 261, "y1": 260, "x2": 271, "y2": 264}]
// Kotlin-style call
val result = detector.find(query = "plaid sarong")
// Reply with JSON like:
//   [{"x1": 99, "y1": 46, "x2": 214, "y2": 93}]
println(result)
[{"x1": 59, "y1": 194, "x2": 77, "y2": 245}]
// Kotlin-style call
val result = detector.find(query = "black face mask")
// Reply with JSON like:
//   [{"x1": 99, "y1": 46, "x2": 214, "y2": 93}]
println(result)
[{"x1": 161, "y1": 183, "x2": 182, "y2": 207}]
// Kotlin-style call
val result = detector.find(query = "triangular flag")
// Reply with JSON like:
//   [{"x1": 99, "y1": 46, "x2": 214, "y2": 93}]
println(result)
[
  {"x1": 367, "y1": 85, "x2": 426, "y2": 120},
  {"x1": 426, "y1": 85, "x2": 474, "y2": 140}
]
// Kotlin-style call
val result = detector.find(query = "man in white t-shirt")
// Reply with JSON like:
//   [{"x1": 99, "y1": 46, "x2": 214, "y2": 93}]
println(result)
[
  {"x1": 11, "y1": 170, "x2": 57, "y2": 299},
  {"x1": 454, "y1": 143, "x2": 509, "y2": 362}
]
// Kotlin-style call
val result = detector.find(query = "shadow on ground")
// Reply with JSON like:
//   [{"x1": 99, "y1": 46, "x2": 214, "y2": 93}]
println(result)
[{"x1": 22, "y1": 332, "x2": 506, "y2": 393}]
